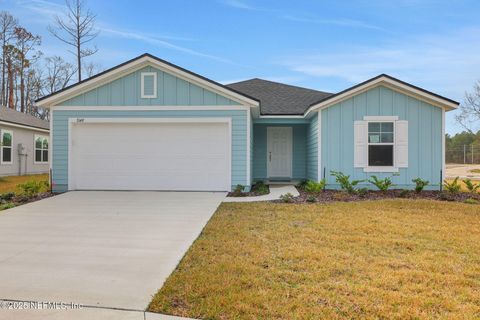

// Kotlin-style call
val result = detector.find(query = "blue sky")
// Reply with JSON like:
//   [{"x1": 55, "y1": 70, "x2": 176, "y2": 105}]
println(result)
[{"x1": 4, "y1": 0, "x2": 480, "y2": 133}]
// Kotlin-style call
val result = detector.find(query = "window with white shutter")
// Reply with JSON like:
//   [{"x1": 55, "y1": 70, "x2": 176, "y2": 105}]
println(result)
[
  {"x1": 353, "y1": 116, "x2": 408, "y2": 172},
  {"x1": 141, "y1": 72, "x2": 157, "y2": 98}
]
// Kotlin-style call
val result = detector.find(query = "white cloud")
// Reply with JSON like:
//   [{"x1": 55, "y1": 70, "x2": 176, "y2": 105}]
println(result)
[
  {"x1": 220, "y1": 0, "x2": 256, "y2": 10},
  {"x1": 282, "y1": 15, "x2": 384, "y2": 31}
]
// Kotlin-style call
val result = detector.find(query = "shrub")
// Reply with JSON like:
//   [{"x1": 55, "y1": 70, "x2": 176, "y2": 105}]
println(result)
[
  {"x1": 252, "y1": 181, "x2": 269, "y2": 195},
  {"x1": 0, "y1": 192, "x2": 15, "y2": 202},
  {"x1": 368, "y1": 174, "x2": 398, "y2": 191},
  {"x1": 296, "y1": 180, "x2": 308, "y2": 190},
  {"x1": 439, "y1": 191, "x2": 455, "y2": 201},
  {"x1": 462, "y1": 178, "x2": 480, "y2": 193},
  {"x1": 306, "y1": 195, "x2": 317, "y2": 203},
  {"x1": 0, "y1": 203, "x2": 15, "y2": 211},
  {"x1": 443, "y1": 177, "x2": 461, "y2": 194},
  {"x1": 412, "y1": 178, "x2": 429, "y2": 193},
  {"x1": 357, "y1": 188, "x2": 368, "y2": 198},
  {"x1": 280, "y1": 193, "x2": 294, "y2": 203},
  {"x1": 464, "y1": 198, "x2": 478, "y2": 205},
  {"x1": 305, "y1": 179, "x2": 326, "y2": 195},
  {"x1": 17, "y1": 180, "x2": 48, "y2": 197},
  {"x1": 330, "y1": 171, "x2": 364, "y2": 194}
]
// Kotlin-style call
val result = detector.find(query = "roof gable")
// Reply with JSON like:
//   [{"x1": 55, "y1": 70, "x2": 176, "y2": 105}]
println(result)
[{"x1": 36, "y1": 53, "x2": 259, "y2": 107}]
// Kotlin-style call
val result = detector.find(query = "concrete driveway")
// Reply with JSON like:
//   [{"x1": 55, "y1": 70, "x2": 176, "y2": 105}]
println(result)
[{"x1": 0, "y1": 191, "x2": 225, "y2": 318}]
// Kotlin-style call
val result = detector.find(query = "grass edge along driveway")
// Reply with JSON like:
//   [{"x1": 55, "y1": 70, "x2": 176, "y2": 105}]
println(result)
[{"x1": 149, "y1": 199, "x2": 480, "y2": 319}]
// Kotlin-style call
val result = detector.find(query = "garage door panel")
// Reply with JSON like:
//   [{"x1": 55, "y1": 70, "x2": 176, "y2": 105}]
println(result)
[{"x1": 71, "y1": 122, "x2": 230, "y2": 191}]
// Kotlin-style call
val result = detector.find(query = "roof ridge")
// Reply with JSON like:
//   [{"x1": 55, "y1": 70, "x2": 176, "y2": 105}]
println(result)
[{"x1": 228, "y1": 78, "x2": 332, "y2": 95}]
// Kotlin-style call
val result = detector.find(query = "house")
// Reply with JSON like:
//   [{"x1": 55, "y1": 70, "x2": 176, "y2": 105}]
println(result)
[
  {"x1": 35, "y1": 53, "x2": 459, "y2": 193},
  {"x1": 0, "y1": 107, "x2": 50, "y2": 176}
]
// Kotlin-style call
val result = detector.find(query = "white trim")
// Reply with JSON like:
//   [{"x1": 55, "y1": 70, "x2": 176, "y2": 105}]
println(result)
[
  {"x1": 0, "y1": 129, "x2": 13, "y2": 165},
  {"x1": 50, "y1": 105, "x2": 250, "y2": 111},
  {"x1": 33, "y1": 134, "x2": 49, "y2": 164},
  {"x1": 363, "y1": 116, "x2": 399, "y2": 121},
  {"x1": 306, "y1": 76, "x2": 458, "y2": 116},
  {"x1": 259, "y1": 115, "x2": 305, "y2": 119},
  {"x1": 442, "y1": 109, "x2": 446, "y2": 182},
  {"x1": 67, "y1": 117, "x2": 232, "y2": 191},
  {"x1": 0, "y1": 120, "x2": 49, "y2": 133},
  {"x1": 37, "y1": 55, "x2": 259, "y2": 107},
  {"x1": 247, "y1": 108, "x2": 251, "y2": 186},
  {"x1": 317, "y1": 111, "x2": 322, "y2": 181},
  {"x1": 140, "y1": 72, "x2": 157, "y2": 98},
  {"x1": 363, "y1": 166, "x2": 399, "y2": 173}
]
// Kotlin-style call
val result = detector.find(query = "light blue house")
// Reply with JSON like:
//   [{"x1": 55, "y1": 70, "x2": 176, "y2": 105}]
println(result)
[{"x1": 36, "y1": 54, "x2": 458, "y2": 193}]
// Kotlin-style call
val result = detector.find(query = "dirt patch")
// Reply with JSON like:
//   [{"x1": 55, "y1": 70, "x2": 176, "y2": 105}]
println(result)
[{"x1": 276, "y1": 188, "x2": 480, "y2": 204}]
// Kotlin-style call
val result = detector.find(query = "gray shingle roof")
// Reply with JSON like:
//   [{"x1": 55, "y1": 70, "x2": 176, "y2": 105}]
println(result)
[
  {"x1": 0, "y1": 107, "x2": 49, "y2": 130},
  {"x1": 227, "y1": 78, "x2": 333, "y2": 115}
]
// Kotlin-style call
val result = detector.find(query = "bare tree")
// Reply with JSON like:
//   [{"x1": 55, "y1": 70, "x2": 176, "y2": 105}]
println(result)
[
  {"x1": 0, "y1": 11, "x2": 18, "y2": 107},
  {"x1": 456, "y1": 81, "x2": 480, "y2": 133},
  {"x1": 44, "y1": 56, "x2": 75, "y2": 94},
  {"x1": 83, "y1": 60, "x2": 102, "y2": 78},
  {"x1": 14, "y1": 27, "x2": 41, "y2": 113},
  {"x1": 48, "y1": 0, "x2": 99, "y2": 82}
]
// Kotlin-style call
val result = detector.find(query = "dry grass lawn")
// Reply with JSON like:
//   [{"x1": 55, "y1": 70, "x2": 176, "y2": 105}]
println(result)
[
  {"x1": 0, "y1": 174, "x2": 49, "y2": 194},
  {"x1": 149, "y1": 200, "x2": 480, "y2": 319}
]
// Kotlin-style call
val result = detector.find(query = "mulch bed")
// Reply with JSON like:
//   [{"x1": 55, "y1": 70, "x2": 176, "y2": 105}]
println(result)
[
  {"x1": 227, "y1": 186, "x2": 270, "y2": 197},
  {"x1": 9, "y1": 192, "x2": 54, "y2": 207},
  {"x1": 275, "y1": 188, "x2": 480, "y2": 204}
]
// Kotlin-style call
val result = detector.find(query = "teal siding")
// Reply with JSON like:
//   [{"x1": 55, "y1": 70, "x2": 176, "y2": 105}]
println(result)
[
  {"x1": 58, "y1": 66, "x2": 241, "y2": 106},
  {"x1": 306, "y1": 113, "x2": 318, "y2": 181},
  {"x1": 321, "y1": 85, "x2": 442, "y2": 189},
  {"x1": 51, "y1": 110, "x2": 247, "y2": 192},
  {"x1": 252, "y1": 124, "x2": 307, "y2": 181}
]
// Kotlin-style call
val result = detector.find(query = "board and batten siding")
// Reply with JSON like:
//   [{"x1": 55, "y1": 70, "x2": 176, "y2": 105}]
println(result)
[
  {"x1": 58, "y1": 66, "x2": 241, "y2": 107},
  {"x1": 321, "y1": 85, "x2": 442, "y2": 189},
  {"x1": 51, "y1": 110, "x2": 248, "y2": 193},
  {"x1": 306, "y1": 113, "x2": 318, "y2": 181},
  {"x1": 252, "y1": 123, "x2": 307, "y2": 181}
]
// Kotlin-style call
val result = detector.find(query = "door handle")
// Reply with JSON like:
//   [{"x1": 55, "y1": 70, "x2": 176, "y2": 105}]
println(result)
[{"x1": 269, "y1": 152, "x2": 272, "y2": 162}]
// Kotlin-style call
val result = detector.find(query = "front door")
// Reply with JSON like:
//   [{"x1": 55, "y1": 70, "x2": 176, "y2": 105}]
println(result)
[{"x1": 267, "y1": 127, "x2": 293, "y2": 178}]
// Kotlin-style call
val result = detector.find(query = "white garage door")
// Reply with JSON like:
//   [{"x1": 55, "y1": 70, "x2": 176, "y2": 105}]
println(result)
[{"x1": 69, "y1": 120, "x2": 231, "y2": 191}]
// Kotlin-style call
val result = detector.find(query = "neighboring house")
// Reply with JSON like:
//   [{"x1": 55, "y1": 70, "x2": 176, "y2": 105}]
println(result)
[
  {"x1": 0, "y1": 107, "x2": 50, "y2": 177},
  {"x1": 35, "y1": 53, "x2": 458, "y2": 193}
]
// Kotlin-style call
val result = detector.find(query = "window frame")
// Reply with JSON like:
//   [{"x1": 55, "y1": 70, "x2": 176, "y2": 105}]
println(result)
[
  {"x1": 364, "y1": 118, "x2": 398, "y2": 173},
  {"x1": 0, "y1": 129, "x2": 13, "y2": 165},
  {"x1": 140, "y1": 72, "x2": 157, "y2": 99},
  {"x1": 34, "y1": 134, "x2": 49, "y2": 164}
]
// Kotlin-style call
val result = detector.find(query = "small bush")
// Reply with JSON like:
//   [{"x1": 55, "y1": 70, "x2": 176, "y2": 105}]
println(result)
[
  {"x1": 439, "y1": 191, "x2": 455, "y2": 201},
  {"x1": 462, "y1": 178, "x2": 480, "y2": 193},
  {"x1": 0, "y1": 203, "x2": 15, "y2": 211},
  {"x1": 368, "y1": 174, "x2": 397, "y2": 191},
  {"x1": 443, "y1": 177, "x2": 461, "y2": 194},
  {"x1": 306, "y1": 195, "x2": 317, "y2": 203},
  {"x1": 231, "y1": 184, "x2": 245, "y2": 197},
  {"x1": 296, "y1": 180, "x2": 308, "y2": 190},
  {"x1": 0, "y1": 192, "x2": 15, "y2": 202},
  {"x1": 17, "y1": 180, "x2": 48, "y2": 197},
  {"x1": 252, "y1": 181, "x2": 269, "y2": 195},
  {"x1": 357, "y1": 188, "x2": 368, "y2": 198},
  {"x1": 399, "y1": 189, "x2": 409, "y2": 198},
  {"x1": 305, "y1": 179, "x2": 326, "y2": 195},
  {"x1": 412, "y1": 178, "x2": 429, "y2": 193},
  {"x1": 280, "y1": 193, "x2": 294, "y2": 203},
  {"x1": 330, "y1": 171, "x2": 364, "y2": 194},
  {"x1": 464, "y1": 198, "x2": 478, "y2": 205}
]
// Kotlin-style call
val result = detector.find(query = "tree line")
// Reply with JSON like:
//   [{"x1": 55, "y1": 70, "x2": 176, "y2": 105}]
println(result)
[{"x1": 0, "y1": 0, "x2": 99, "y2": 120}]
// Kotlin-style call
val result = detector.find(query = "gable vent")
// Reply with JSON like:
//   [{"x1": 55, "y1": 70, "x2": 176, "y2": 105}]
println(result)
[{"x1": 141, "y1": 72, "x2": 157, "y2": 98}]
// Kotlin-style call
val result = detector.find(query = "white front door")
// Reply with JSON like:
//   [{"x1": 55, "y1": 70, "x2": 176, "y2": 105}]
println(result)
[{"x1": 267, "y1": 127, "x2": 293, "y2": 178}]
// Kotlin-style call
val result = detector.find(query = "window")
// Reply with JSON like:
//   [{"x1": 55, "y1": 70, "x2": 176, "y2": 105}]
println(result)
[
  {"x1": 368, "y1": 122, "x2": 394, "y2": 167},
  {"x1": 34, "y1": 135, "x2": 49, "y2": 164},
  {"x1": 141, "y1": 72, "x2": 157, "y2": 98},
  {"x1": 1, "y1": 130, "x2": 13, "y2": 164}
]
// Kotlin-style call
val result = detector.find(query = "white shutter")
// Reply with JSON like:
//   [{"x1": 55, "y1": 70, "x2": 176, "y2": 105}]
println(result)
[
  {"x1": 395, "y1": 120, "x2": 408, "y2": 168},
  {"x1": 354, "y1": 120, "x2": 368, "y2": 167}
]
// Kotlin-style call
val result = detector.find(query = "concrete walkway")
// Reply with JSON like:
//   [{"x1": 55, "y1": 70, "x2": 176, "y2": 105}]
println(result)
[
  {"x1": 0, "y1": 191, "x2": 225, "y2": 320},
  {"x1": 223, "y1": 185, "x2": 299, "y2": 202},
  {"x1": 445, "y1": 164, "x2": 480, "y2": 179}
]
